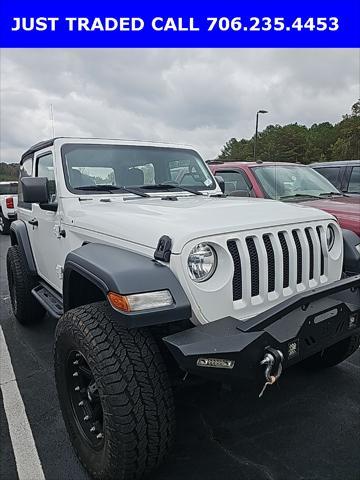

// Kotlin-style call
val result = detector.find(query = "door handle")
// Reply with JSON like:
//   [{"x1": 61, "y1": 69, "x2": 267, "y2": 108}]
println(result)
[{"x1": 28, "y1": 218, "x2": 38, "y2": 227}]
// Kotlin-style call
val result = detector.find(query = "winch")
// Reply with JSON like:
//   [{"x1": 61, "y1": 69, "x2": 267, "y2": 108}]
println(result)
[{"x1": 259, "y1": 347, "x2": 284, "y2": 398}]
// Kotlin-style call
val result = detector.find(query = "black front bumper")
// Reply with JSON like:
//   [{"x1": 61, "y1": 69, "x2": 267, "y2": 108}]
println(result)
[{"x1": 163, "y1": 275, "x2": 360, "y2": 383}]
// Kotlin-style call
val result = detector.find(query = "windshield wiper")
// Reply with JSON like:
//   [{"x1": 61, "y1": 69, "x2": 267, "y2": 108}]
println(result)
[
  {"x1": 279, "y1": 193, "x2": 321, "y2": 200},
  {"x1": 139, "y1": 183, "x2": 203, "y2": 196},
  {"x1": 75, "y1": 184, "x2": 150, "y2": 198},
  {"x1": 318, "y1": 192, "x2": 344, "y2": 197}
]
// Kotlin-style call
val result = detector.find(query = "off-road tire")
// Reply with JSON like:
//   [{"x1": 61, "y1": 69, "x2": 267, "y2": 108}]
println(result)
[
  {"x1": 301, "y1": 334, "x2": 360, "y2": 369},
  {"x1": 6, "y1": 245, "x2": 45, "y2": 324},
  {"x1": 0, "y1": 211, "x2": 11, "y2": 235},
  {"x1": 54, "y1": 302, "x2": 175, "y2": 480}
]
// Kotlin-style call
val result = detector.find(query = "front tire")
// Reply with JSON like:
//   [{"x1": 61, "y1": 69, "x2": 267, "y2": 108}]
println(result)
[
  {"x1": 0, "y1": 211, "x2": 11, "y2": 235},
  {"x1": 6, "y1": 245, "x2": 45, "y2": 324},
  {"x1": 301, "y1": 334, "x2": 360, "y2": 369},
  {"x1": 54, "y1": 302, "x2": 175, "y2": 480}
]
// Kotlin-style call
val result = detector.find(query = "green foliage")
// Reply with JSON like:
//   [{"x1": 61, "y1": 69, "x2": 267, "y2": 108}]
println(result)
[
  {"x1": 0, "y1": 163, "x2": 19, "y2": 181},
  {"x1": 218, "y1": 100, "x2": 360, "y2": 163}
]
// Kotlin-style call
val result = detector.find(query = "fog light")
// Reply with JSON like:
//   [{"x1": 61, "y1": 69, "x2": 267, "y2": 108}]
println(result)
[
  {"x1": 197, "y1": 358, "x2": 235, "y2": 369},
  {"x1": 288, "y1": 339, "x2": 299, "y2": 359},
  {"x1": 348, "y1": 314, "x2": 358, "y2": 330},
  {"x1": 108, "y1": 290, "x2": 173, "y2": 312}
]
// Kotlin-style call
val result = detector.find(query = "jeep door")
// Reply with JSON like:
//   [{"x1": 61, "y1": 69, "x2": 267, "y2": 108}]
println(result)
[{"x1": 26, "y1": 149, "x2": 67, "y2": 292}]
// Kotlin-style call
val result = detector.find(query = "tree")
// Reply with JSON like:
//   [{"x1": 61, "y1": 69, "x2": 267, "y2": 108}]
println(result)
[
  {"x1": 217, "y1": 101, "x2": 360, "y2": 163},
  {"x1": 219, "y1": 138, "x2": 239, "y2": 159},
  {"x1": 0, "y1": 163, "x2": 19, "y2": 181},
  {"x1": 331, "y1": 99, "x2": 360, "y2": 160}
]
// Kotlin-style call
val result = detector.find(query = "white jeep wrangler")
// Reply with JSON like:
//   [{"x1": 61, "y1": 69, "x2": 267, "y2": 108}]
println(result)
[{"x1": 7, "y1": 138, "x2": 360, "y2": 480}]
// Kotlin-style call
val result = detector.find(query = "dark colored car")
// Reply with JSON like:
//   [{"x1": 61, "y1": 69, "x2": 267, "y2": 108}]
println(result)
[
  {"x1": 311, "y1": 160, "x2": 360, "y2": 196},
  {"x1": 209, "y1": 161, "x2": 360, "y2": 236}
]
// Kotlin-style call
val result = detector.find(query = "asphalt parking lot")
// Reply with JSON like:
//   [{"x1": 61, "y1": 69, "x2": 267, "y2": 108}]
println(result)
[{"x1": 0, "y1": 233, "x2": 359, "y2": 480}]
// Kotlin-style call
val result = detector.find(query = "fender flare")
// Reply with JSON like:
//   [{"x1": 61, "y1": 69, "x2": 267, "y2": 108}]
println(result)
[
  {"x1": 10, "y1": 220, "x2": 37, "y2": 275},
  {"x1": 342, "y1": 229, "x2": 360, "y2": 274},
  {"x1": 63, "y1": 243, "x2": 191, "y2": 328}
]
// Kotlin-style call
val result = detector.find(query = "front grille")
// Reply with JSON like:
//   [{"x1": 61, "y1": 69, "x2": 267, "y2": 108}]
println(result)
[
  {"x1": 227, "y1": 240, "x2": 242, "y2": 301},
  {"x1": 305, "y1": 228, "x2": 314, "y2": 279},
  {"x1": 316, "y1": 227, "x2": 325, "y2": 276},
  {"x1": 292, "y1": 230, "x2": 303, "y2": 284},
  {"x1": 246, "y1": 237, "x2": 260, "y2": 297},
  {"x1": 278, "y1": 232, "x2": 290, "y2": 288},
  {"x1": 228, "y1": 224, "x2": 328, "y2": 302},
  {"x1": 263, "y1": 235, "x2": 275, "y2": 292}
]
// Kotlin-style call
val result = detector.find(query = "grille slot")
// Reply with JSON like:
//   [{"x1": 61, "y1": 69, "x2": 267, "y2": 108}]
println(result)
[
  {"x1": 246, "y1": 237, "x2": 260, "y2": 297},
  {"x1": 227, "y1": 240, "x2": 242, "y2": 301},
  {"x1": 305, "y1": 228, "x2": 314, "y2": 279},
  {"x1": 292, "y1": 230, "x2": 303, "y2": 284},
  {"x1": 263, "y1": 235, "x2": 275, "y2": 292},
  {"x1": 316, "y1": 227, "x2": 325, "y2": 276},
  {"x1": 278, "y1": 232, "x2": 290, "y2": 288}
]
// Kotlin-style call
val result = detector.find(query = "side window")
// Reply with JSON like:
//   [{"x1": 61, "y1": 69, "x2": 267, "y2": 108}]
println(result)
[
  {"x1": 217, "y1": 170, "x2": 253, "y2": 196},
  {"x1": 315, "y1": 167, "x2": 340, "y2": 189},
  {"x1": 18, "y1": 156, "x2": 33, "y2": 209},
  {"x1": 36, "y1": 153, "x2": 57, "y2": 203},
  {"x1": 348, "y1": 166, "x2": 360, "y2": 193}
]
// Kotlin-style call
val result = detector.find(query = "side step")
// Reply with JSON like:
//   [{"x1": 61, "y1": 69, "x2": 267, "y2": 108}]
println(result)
[{"x1": 32, "y1": 283, "x2": 64, "y2": 319}]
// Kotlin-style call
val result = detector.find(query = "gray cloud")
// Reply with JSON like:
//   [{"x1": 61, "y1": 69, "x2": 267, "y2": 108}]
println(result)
[{"x1": 1, "y1": 48, "x2": 359, "y2": 163}]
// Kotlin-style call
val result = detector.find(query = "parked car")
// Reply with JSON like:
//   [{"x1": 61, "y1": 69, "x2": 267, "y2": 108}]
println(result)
[
  {"x1": 0, "y1": 181, "x2": 18, "y2": 234},
  {"x1": 6, "y1": 138, "x2": 360, "y2": 480},
  {"x1": 209, "y1": 161, "x2": 360, "y2": 237},
  {"x1": 311, "y1": 160, "x2": 360, "y2": 196}
]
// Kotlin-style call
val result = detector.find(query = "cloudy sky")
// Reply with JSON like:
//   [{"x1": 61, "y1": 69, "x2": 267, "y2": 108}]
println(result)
[{"x1": 1, "y1": 48, "x2": 359, "y2": 163}]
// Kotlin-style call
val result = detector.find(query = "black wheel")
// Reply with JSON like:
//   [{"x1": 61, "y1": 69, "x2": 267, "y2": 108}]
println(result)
[
  {"x1": 54, "y1": 302, "x2": 175, "y2": 480},
  {"x1": 6, "y1": 245, "x2": 45, "y2": 324},
  {"x1": 301, "y1": 334, "x2": 360, "y2": 369},
  {"x1": 0, "y1": 211, "x2": 11, "y2": 235}
]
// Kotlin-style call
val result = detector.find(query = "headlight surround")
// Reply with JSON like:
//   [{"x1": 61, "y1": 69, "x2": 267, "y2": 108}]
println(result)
[
  {"x1": 326, "y1": 224, "x2": 336, "y2": 251},
  {"x1": 187, "y1": 243, "x2": 217, "y2": 282}
]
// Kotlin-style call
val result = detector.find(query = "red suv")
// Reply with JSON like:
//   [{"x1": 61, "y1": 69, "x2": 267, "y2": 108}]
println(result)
[{"x1": 209, "y1": 161, "x2": 360, "y2": 236}]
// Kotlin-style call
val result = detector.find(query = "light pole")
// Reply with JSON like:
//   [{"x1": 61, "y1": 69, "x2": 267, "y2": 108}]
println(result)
[{"x1": 253, "y1": 109, "x2": 268, "y2": 161}]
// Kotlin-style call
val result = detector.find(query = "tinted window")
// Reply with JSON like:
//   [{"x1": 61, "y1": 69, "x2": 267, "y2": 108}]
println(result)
[
  {"x1": 37, "y1": 153, "x2": 57, "y2": 203},
  {"x1": 0, "y1": 183, "x2": 18, "y2": 195},
  {"x1": 348, "y1": 166, "x2": 360, "y2": 193},
  {"x1": 315, "y1": 167, "x2": 340, "y2": 188},
  {"x1": 18, "y1": 157, "x2": 33, "y2": 209},
  {"x1": 217, "y1": 170, "x2": 252, "y2": 196}
]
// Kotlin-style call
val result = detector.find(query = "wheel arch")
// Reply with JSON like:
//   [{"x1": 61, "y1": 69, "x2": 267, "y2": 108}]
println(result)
[
  {"x1": 64, "y1": 269, "x2": 106, "y2": 311},
  {"x1": 63, "y1": 243, "x2": 191, "y2": 328},
  {"x1": 9, "y1": 220, "x2": 37, "y2": 275}
]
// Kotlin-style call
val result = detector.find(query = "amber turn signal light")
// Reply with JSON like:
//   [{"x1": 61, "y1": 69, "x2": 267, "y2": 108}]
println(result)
[{"x1": 107, "y1": 292, "x2": 131, "y2": 312}]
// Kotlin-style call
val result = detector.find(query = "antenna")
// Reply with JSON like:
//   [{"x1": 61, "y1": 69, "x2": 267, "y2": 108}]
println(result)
[{"x1": 50, "y1": 104, "x2": 55, "y2": 138}]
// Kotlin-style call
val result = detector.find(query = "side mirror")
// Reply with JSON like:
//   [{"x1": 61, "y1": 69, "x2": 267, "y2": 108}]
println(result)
[
  {"x1": 215, "y1": 175, "x2": 225, "y2": 194},
  {"x1": 21, "y1": 177, "x2": 49, "y2": 204}
]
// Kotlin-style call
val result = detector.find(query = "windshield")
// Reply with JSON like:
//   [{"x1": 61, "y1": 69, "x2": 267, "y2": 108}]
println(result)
[
  {"x1": 252, "y1": 165, "x2": 341, "y2": 200},
  {"x1": 0, "y1": 183, "x2": 18, "y2": 195},
  {"x1": 61, "y1": 144, "x2": 216, "y2": 194}
]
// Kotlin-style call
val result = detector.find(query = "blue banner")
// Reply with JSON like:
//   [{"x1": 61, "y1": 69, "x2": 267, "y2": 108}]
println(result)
[{"x1": 1, "y1": 0, "x2": 359, "y2": 47}]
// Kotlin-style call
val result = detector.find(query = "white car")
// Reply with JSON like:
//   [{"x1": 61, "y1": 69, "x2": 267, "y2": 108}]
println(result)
[
  {"x1": 7, "y1": 137, "x2": 360, "y2": 480},
  {"x1": 0, "y1": 181, "x2": 18, "y2": 234}
]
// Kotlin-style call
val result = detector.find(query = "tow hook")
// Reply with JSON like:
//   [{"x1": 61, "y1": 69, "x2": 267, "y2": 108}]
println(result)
[{"x1": 259, "y1": 347, "x2": 284, "y2": 398}]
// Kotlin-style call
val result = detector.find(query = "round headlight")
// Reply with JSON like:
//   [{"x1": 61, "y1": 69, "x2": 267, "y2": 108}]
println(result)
[
  {"x1": 326, "y1": 225, "x2": 336, "y2": 251},
  {"x1": 188, "y1": 243, "x2": 217, "y2": 282}
]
